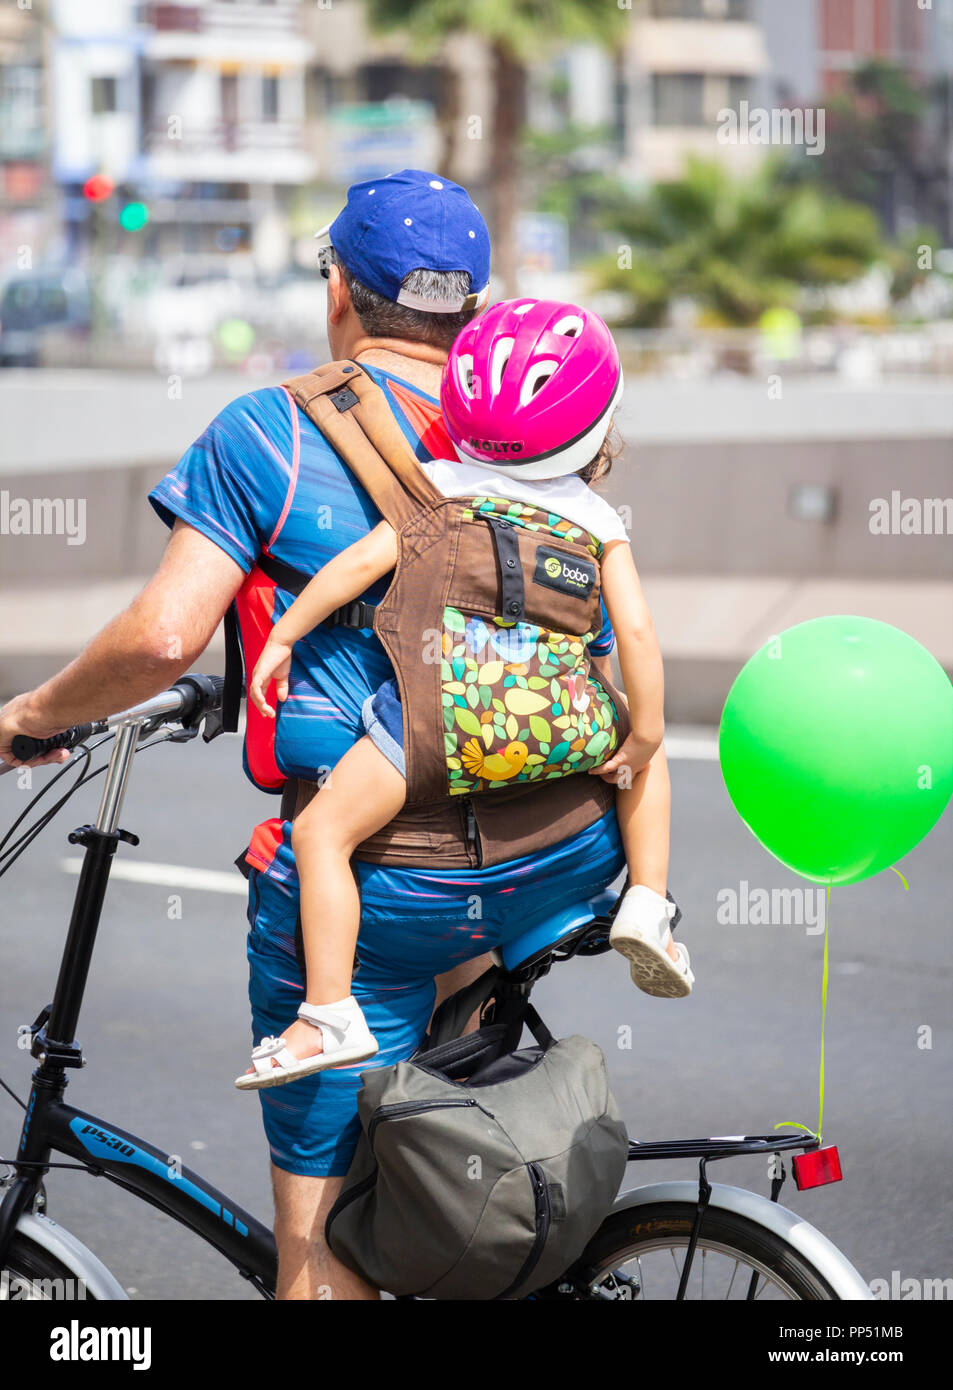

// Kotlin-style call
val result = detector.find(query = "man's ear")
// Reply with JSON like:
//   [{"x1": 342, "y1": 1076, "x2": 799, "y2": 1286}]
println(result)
[{"x1": 327, "y1": 263, "x2": 351, "y2": 326}]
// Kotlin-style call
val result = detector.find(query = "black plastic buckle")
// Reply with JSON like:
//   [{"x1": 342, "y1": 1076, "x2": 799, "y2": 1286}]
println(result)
[
  {"x1": 331, "y1": 386, "x2": 359, "y2": 413},
  {"x1": 331, "y1": 600, "x2": 375, "y2": 630}
]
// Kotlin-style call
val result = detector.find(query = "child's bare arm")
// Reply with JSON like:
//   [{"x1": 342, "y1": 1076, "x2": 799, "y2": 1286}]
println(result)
[
  {"x1": 249, "y1": 521, "x2": 397, "y2": 717},
  {"x1": 271, "y1": 521, "x2": 398, "y2": 647},
  {"x1": 590, "y1": 539, "x2": 664, "y2": 782}
]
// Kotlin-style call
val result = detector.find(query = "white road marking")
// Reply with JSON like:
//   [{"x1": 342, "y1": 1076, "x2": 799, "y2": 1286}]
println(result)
[
  {"x1": 60, "y1": 857, "x2": 247, "y2": 895},
  {"x1": 664, "y1": 728, "x2": 719, "y2": 760}
]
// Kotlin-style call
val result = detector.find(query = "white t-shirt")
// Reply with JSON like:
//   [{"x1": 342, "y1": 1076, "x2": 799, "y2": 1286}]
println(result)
[{"x1": 419, "y1": 457, "x2": 629, "y2": 545}]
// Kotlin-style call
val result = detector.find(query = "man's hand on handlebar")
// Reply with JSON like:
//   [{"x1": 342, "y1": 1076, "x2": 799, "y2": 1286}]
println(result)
[{"x1": 0, "y1": 692, "x2": 72, "y2": 770}]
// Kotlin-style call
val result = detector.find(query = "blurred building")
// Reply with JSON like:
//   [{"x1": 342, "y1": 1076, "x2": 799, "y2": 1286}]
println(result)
[
  {"x1": 0, "y1": 2, "x2": 49, "y2": 266},
  {"x1": 758, "y1": 0, "x2": 935, "y2": 104},
  {"x1": 619, "y1": 0, "x2": 770, "y2": 183},
  {"x1": 759, "y1": 0, "x2": 953, "y2": 237},
  {"x1": 48, "y1": 0, "x2": 314, "y2": 263},
  {"x1": 301, "y1": 0, "x2": 489, "y2": 190}
]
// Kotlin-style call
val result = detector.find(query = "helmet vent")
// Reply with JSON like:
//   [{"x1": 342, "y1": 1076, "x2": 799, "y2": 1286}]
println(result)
[
  {"x1": 491, "y1": 336, "x2": 515, "y2": 394},
  {"x1": 456, "y1": 353, "x2": 475, "y2": 399},
  {"x1": 552, "y1": 314, "x2": 584, "y2": 338},
  {"x1": 520, "y1": 358, "x2": 559, "y2": 406}
]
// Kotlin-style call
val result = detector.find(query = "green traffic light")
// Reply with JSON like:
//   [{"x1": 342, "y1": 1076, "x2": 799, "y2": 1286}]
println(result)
[{"x1": 119, "y1": 202, "x2": 149, "y2": 231}]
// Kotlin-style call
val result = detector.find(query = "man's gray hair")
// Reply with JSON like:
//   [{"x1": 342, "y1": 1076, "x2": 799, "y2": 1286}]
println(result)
[{"x1": 331, "y1": 249, "x2": 478, "y2": 349}]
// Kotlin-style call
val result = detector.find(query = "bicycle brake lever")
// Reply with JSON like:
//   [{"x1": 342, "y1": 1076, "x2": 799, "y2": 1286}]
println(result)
[
  {"x1": 201, "y1": 708, "x2": 225, "y2": 743},
  {"x1": 166, "y1": 725, "x2": 200, "y2": 745}
]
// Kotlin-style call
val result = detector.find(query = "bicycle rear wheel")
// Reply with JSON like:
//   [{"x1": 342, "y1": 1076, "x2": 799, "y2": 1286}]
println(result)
[
  {"x1": 1, "y1": 1234, "x2": 100, "y2": 1301},
  {"x1": 548, "y1": 1202, "x2": 840, "y2": 1301}
]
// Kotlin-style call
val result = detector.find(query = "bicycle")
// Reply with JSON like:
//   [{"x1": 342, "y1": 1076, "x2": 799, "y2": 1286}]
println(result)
[{"x1": 0, "y1": 676, "x2": 872, "y2": 1301}]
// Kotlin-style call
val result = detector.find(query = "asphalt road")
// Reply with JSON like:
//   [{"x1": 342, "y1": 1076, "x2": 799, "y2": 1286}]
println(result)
[{"x1": 1, "y1": 732, "x2": 950, "y2": 1301}]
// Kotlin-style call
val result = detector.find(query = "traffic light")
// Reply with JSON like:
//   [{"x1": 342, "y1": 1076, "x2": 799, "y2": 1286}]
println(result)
[
  {"x1": 119, "y1": 202, "x2": 149, "y2": 231},
  {"x1": 83, "y1": 174, "x2": 114, "y2": 203}
]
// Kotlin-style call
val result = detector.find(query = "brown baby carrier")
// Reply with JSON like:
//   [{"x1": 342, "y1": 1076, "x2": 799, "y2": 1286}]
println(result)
[{"x1": 233, "y1": 360, "x2": 630, "y2": 869}]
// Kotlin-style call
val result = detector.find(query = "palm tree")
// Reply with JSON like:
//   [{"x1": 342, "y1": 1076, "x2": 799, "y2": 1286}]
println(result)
[
  {"x1": 364, "y1": 0, "x2": 625, "y2": 295},
  {"x1": 596, "y1": 157, "x2": 885, "y2": 327}
]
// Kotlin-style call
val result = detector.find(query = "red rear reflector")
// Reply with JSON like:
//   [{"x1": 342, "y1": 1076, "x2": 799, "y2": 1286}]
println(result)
[{"x1": 793, "y1": 1145, "x2": 842, "y2": 1191}]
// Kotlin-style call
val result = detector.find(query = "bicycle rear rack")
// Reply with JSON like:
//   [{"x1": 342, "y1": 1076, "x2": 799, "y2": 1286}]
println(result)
[{"x1": 626, "y1": 1131, "x2": 820, "y2": 1299}]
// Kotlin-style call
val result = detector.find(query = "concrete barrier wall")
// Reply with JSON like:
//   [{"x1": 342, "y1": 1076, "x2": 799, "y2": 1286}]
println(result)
[
  {"x1": 2, "y1": 372, "x2": 950, "y2": 717},
  {"x1": 607, "y1": 436, "x2": 953, "y2": 580},
  {"x1": 1, "y1": 436, "x2": 950, "y2": 588}
]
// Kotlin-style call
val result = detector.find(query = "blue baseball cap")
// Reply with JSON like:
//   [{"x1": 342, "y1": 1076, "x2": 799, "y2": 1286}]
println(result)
[{"x1": 316, "y1": 169, "x2": 491, "y2": 314}]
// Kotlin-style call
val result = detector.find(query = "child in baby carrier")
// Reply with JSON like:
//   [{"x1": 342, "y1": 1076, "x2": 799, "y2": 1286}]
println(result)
[{"x1": 235, "y1": 299, "x2": 692, "y2": 1091}]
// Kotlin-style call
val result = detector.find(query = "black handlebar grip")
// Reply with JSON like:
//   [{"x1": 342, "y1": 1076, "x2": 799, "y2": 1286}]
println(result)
[
  {"x1": 171, "y1": 673, "x2": 226, "y2": 725},
  {"x1": 11, "y1": 724, "x2": 94, "y2": 762}
]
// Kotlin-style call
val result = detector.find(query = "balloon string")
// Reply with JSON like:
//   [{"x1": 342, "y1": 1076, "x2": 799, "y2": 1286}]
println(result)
[{"x1": 775, "y1": 883, "x2": 831, "y2": 1145}]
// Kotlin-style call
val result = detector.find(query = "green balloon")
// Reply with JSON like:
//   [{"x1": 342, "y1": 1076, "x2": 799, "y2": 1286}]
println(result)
[{"x1": 719, "y1": 617, "x2": 953, "y2": 884}]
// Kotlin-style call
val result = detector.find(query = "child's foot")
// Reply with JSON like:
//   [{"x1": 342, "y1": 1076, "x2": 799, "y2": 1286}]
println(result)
[
  {"x1": 234, "y1": 995, "x2": 378, "y2": 1090},
  {"x1": 609, "y1": 886, "x2": 694, "y2": 999}
]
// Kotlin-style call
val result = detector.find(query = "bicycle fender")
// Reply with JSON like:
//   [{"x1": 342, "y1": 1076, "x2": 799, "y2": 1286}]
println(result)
[
  {"x1": 610, "y1": 1181, "x2": 874, "y2": 1300},
  {"x1": 14, "y1": 1211, "x2": 129, "y2": 1300}
]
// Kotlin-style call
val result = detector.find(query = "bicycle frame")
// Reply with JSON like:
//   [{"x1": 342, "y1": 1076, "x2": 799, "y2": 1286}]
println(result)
[
  {"x1": 0, "y1": 689, "x2": 278, "y2": 1297},
  {"x1": 0, "y1": 680, "x2": 853, "y2": 1304}
]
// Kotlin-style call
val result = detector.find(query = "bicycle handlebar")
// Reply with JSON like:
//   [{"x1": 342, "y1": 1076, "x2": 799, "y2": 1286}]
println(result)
[
  {"x1": 11, "y1": 725, "x2": 97, "y2": 762},
  {"x1": 7, "y1": 674, "x2": 226, "y2": 764}
]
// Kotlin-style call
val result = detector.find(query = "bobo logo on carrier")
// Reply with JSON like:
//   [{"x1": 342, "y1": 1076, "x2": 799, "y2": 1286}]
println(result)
[{"x1": 535, "y1": 546, "x2": 596, "y2": 597}]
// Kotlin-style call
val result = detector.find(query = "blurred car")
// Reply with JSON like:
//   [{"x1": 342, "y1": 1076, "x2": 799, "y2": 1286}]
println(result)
[
  {"x1": 0, "y1": 268, "x2": 91, "y2": 367},
  {"x1": 138, "y1": 254, "x2": 257, "y2": 342}
]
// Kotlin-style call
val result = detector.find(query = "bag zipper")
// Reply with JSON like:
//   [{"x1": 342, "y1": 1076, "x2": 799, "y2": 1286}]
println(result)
[
  {"x1": 367, "y1": 1096, "x2": 477, "y2": 1152},
  {"x1": 462, "y1": 797, "x2": 483, "y2": 867},
  {"x1": 497, "y1": 1162, "x2": 552, "y2": 1300}
]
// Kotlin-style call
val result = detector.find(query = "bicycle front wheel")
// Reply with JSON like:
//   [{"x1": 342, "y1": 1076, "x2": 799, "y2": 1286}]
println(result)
[
  {"x1": 1, "y1": 1234, "x2": 100, "y2": 1301},
  {"x1": 554, "y1": 1202, "x2": 840, "y2": 1301}
]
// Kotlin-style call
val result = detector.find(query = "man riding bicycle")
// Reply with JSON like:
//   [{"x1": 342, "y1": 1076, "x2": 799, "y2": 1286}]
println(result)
[{"x1": 0, "y1": 170, "x2": 665, "y2": 1300}]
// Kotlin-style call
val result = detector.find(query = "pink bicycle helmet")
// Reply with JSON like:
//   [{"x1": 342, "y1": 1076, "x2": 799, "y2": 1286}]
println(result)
[{"x1": 441, "y1": 298, "x2": 623, "y2": 481}]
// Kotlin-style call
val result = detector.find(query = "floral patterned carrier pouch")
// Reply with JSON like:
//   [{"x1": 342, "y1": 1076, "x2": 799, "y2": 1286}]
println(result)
[{"x1": 440, "y1": 495, "x2": 623, "y2": 797}]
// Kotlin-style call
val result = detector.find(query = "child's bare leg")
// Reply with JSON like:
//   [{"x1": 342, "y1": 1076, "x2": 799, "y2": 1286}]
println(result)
[
  {"x1": 268, "y1": 737, "x2": 404, "y2": 1067},
  {"x1": 615, "y1": 747, "x2": 679, "y2": 962},
  {"x1": 295, "y1": 737, "x2": 405, "y2": 1005},
  {"x1": 615, "y1": 746, "x2": 670, "y2": 898}
]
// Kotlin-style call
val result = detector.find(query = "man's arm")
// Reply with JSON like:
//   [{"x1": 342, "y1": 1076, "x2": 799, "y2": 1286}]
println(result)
[{"x1": 0, "y1": 520, "x2": 245, "y2": 766}]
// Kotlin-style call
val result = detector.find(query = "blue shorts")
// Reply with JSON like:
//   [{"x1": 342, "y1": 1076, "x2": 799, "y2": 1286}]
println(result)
[
  {"x1": 246, "y1": 810, "x2": 624, "y2": 1176},
  {"x1": 361, "y1": 676, "x2": 404, "y2": 776}
]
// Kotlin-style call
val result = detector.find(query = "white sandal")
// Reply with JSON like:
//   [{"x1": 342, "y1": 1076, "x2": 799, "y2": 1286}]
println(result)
[
  {"x1": 234, "y1": 996, "x2": 378, "y2": 1090},
  {"x1": 609, "y1": 886, "x2": 695, "y2": 999}
]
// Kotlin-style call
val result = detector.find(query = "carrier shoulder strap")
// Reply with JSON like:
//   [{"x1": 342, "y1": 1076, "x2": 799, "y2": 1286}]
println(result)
[
  {"x1": 282, "y1": 360, "x2": 443, "y2": 531},
  {"x1": 222, "y1": 361, "x2": 444, "y2": 734}
]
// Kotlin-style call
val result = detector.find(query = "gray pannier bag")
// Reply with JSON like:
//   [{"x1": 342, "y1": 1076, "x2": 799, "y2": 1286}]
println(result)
[{"x1": 324, "y1": 978, "x2": 628, "y2": 1300}]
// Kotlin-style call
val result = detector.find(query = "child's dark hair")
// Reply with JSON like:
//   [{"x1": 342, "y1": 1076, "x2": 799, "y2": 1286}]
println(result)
[{"x1": 576, "y1": 422, "x2": 623, "y2": 486}]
